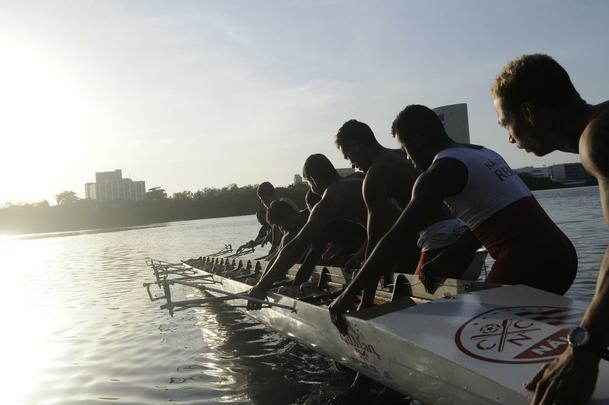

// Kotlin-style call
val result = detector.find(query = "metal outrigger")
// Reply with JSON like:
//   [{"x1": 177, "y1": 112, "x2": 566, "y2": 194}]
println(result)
[{"x1": 143, "y1": 255, "x2": 296, "y2": 316}]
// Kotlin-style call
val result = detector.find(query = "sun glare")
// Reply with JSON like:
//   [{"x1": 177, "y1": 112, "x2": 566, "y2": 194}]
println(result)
[
  {"x1": 0, "y1": 240, "x2": 64, "y2": 404},
  {"x1": 0, "y1": 40, "x2": 90, "y2": 203}
]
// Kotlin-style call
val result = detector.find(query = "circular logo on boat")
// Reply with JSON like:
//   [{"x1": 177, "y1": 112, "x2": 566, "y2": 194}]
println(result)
[{"x1": 455, "y1": 306, "x2": 583, "y2": 364}]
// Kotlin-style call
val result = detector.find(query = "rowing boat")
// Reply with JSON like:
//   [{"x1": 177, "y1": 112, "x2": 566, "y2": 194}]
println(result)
[{"x1": 145, "y1": 256, "x2": 609, "y2": 404}]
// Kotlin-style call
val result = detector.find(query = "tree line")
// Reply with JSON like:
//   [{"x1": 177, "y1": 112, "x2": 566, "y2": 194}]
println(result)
[
  {"x1": 0, "y1": 183, "x2": 309, "y2": 235},
  {"x1": 0, "y1": 174, "x2": 587, "y2": 235}
]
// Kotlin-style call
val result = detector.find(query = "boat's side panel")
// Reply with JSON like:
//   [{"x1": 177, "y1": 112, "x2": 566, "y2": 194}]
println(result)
[
  {"x1": 183, "y1": 261, "x2": 609, "y2": 404},
  {"x1": 199, "y1": 271, "x2": 528, "y2": 404},
  {"x1": 370, "y1": 285, "x2": 609, "y2": 403}
]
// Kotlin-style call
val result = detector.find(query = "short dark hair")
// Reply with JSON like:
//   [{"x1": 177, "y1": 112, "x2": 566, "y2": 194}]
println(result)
[
  {"x1": 391, "y1": 104, "x2": 447, "y2": 144},
  {"x1": 266, "y1": 200, "x2": 296, "y2": 226},
  {"x1": 335, "y1": 119, "x2": 376, "y2": 148},
  {"x1": 257, "y1": 181, "x2": 275, "y2": 197},
  {"x1": 492, "y1": 54, "x2": 585, "y2": 116},
  {"x1": 305, "y1": 189, "x2": 321, "y2": 209},
  {"x1": 303, "y1": 154, "x2": 338, "y2": 182}
]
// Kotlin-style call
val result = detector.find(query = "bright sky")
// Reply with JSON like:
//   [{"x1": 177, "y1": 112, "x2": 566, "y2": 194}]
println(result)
[{"x1": 1, "y1": 1, "x2": 608, "y2": 205}]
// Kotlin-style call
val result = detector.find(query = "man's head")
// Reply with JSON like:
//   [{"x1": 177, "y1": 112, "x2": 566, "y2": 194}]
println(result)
[
  {"x1": 335, "y1": 119, "x2": 378, "y2": 171},
  {"x1": 303, "y1": 154, "x2": 339, "y2": 195},
  {"x1": 492, "y1": 54, "x2": 586, "y2": 156},
  {"x1": 305, "y1": 189, "x2": 321, "y2": 211},
  {"x1": 391, "y1": 104, "x2": 449, "y2": 171},
  {"x1": 266, "y1": 200, "x2": 298, "y2": 233},
  {"x1": 257, "y1": 181, "x2": 276, "y2": 208}
]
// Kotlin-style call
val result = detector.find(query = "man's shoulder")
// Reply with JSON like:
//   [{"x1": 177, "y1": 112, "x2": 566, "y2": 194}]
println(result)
[
  {"x1": 368, "y1": 149, "x2": 415, "y2": 178},
  {"x1": 279, "y1": 197, "x2": 299, "y2": 211},
  {"x1": 587, "y1": 106, "x2": 609, "y2": 139},
  {"x1": 581, "y1": 106, "x2": 609, "y2": 176},
  {"x1": 330, "y1": 176, "x2": 363, "y2": 193}
]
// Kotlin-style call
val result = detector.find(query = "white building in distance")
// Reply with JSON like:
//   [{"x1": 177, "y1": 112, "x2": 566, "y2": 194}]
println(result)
[
  {"x1": 433, "y1": 103, "x2": 470, "y2": 143},
  {"x1": 515, "y1": 163, "x2": 596, "y2": 185},
  {"x1": 515, "y1": 166, "x2": 552, "y2": 178},
  {"x1": 85, "y1": 169, "x2": 145, "y2": 201}
]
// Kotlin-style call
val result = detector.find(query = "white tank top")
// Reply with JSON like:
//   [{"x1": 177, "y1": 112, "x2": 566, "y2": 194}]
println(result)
[{"x1": 434, "y1": 146, "x2": 532, "y2": 230}]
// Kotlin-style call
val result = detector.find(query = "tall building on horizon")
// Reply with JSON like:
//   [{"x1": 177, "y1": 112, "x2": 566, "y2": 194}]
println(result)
[
  {"x1": 550, "y1": 163, "x2": 596, "y2": 185},
  {"x1": 293, "y1": 174, "x2": 304, "y2": 185},
  {"x1": 85, "y1": 169, "x2": 145, "y2": 201},
  {"x1": 433, "y1": 103, "x2": 470, "y2": 143}
]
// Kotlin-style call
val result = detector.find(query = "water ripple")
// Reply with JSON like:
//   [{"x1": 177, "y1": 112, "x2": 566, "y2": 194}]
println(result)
[{"x1": 2, "y1": 192, "x2": 606, "y2": 405}]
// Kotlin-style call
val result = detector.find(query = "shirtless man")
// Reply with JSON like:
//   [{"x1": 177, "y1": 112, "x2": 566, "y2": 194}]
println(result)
[
  {"x1": 336, "y1": 120, "x2": 420, "y2": 284},
  {"x1": 246, "y1": 153, "x2": 367, "y2": 307},
  {"x1": 266, "y1": 197, "x2": 365, "y2": 287},
  {"x1": 237, "y1": 209, "x2": 271, "y2": 253},
  {"x1": 335, "y1": 120, "x2": 480, "y2": 297},
  {"x1": 332, "y1": 119, "x2": 482, "y2": 404},
  {"x1": 329, "y1": 104, "x2": 577, "y2": 329},
  {"x1": 492, "y1": 54, "x2": 609, "y2": 405},
  {"x1": 266, "y1": 200, "x2": 309, "y2": 247},
  {"x1": 332, "y1": 120, "x2": 430, "y2": 405},
  {"x1": 257, "y1": 182, "x2": 298, "y2": 257}
]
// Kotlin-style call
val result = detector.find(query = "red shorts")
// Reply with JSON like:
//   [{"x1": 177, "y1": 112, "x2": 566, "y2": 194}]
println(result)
[
  {"x1": 475, "y1": 197, "x2": 577, "y2": 295},
  {"x1": 414, "y1": 251, "x2": 429, "y2": 276}
]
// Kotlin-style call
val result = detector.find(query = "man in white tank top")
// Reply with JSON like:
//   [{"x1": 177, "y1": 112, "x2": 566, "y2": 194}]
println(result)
[
  {"x1": 329, "y1": 104, "x2": 577, "y2": 330},
  {"x1": 493, "y1": 54, "x2": 609, "y2": 405},
  {"x1": 332, "y1": 119, "x2": 481, "y2": 402}
]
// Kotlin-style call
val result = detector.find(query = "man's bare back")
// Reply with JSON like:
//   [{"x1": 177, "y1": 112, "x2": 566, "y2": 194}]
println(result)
[
  {"x1": 364, "y1": 148, "x2": 418, "y2": 209},
  {"x1": 246, "y1": 154, "x2": 368, "y2": 303},
  {"x1": 322, "y1": 176, "x2": 367, "y2": 226}
]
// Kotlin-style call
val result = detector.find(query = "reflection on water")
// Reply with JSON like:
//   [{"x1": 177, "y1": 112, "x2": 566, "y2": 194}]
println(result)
[
  {"x1": 0, "y1": 215, "x2": 351, "y2": 405},
  {"x1": 0, "y1": 188, "x2": 606, "y2": 404}
]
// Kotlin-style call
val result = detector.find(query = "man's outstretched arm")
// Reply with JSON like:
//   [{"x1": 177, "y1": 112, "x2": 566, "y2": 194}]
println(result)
[
  {"x1": 581, "y1": 122, "x2": 609, "y2": 347},
  {"x1": 363, "y1": 172, "x2": 403, "y2": 258},
  {"x1": 246, "y1": 198, "x2": 337, "y2": 307},
  {"x1": 526, "y1": 118, "x2": 609, "y2": 405},
  {"x1": 328, "y1": 158, "x2": 467, "y2": 332}
]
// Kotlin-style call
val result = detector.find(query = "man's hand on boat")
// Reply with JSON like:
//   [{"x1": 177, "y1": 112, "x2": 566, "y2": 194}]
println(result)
[
  {"x1": 237, "y1": 241, "x2": 254, "y2": 253},
  {"x1": 328, "y1": 289, "x2": 356, "y2": 335},
  {"x1": 525, "y1": 345, "x2": 599, "y2": 405},
  {"x1": 245, "y1": 284, "x2": 268, "y2": 310}
]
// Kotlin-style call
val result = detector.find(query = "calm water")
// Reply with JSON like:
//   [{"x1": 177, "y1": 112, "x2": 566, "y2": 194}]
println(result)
[{"x1": 0, "y1": 186, "x2": 605, "y2": 404}]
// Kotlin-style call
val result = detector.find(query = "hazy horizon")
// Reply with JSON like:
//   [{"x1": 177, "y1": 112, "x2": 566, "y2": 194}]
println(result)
[{"x1": 2, "y1": 1, "x2": 608, "y2": 205}]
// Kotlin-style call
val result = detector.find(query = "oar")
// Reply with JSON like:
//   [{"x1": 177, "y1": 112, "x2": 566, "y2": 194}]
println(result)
[
  {"x1": 223, "y1": 247, "x2": 255, "y2": 258},
  {"x1": 208, "y1": 243, "x2": 233, "y2": 257}
]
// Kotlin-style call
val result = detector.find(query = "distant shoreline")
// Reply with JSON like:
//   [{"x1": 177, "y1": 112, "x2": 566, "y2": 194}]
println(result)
[
  {"x1": 2, "y1": 184, "x2": 599, "y2": 238},
  {"x1": 0, "y1": 184, "x2": 308, "y2": 236}
]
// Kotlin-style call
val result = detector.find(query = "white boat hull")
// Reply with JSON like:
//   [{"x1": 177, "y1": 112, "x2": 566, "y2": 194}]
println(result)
[{"x1": 170, "y1": 260, "x2": 609, "y2": 404}]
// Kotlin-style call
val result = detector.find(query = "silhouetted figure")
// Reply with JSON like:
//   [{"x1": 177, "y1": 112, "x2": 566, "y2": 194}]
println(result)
[
  {"x1": 256, "y1": 182, "x2": 298, "y2": 257},
  {"x1": 332, "y1": 119, "x2": 480, "y2": 402},
  {"x1": 266, "y1": 200, "x2": 309, "y2": 249},
  {"x1": 237, "y1": 209, "x2": 271, "y2": 252},
  {"x1": 246, "y1": 154, "x2": 367, "y2": 306},
  {"x1": 302, "y1": 188, "x2": 366, "y2": 268},
  {"x1": 304, "y1": 189, "x2": 321, "y2": 210}
]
